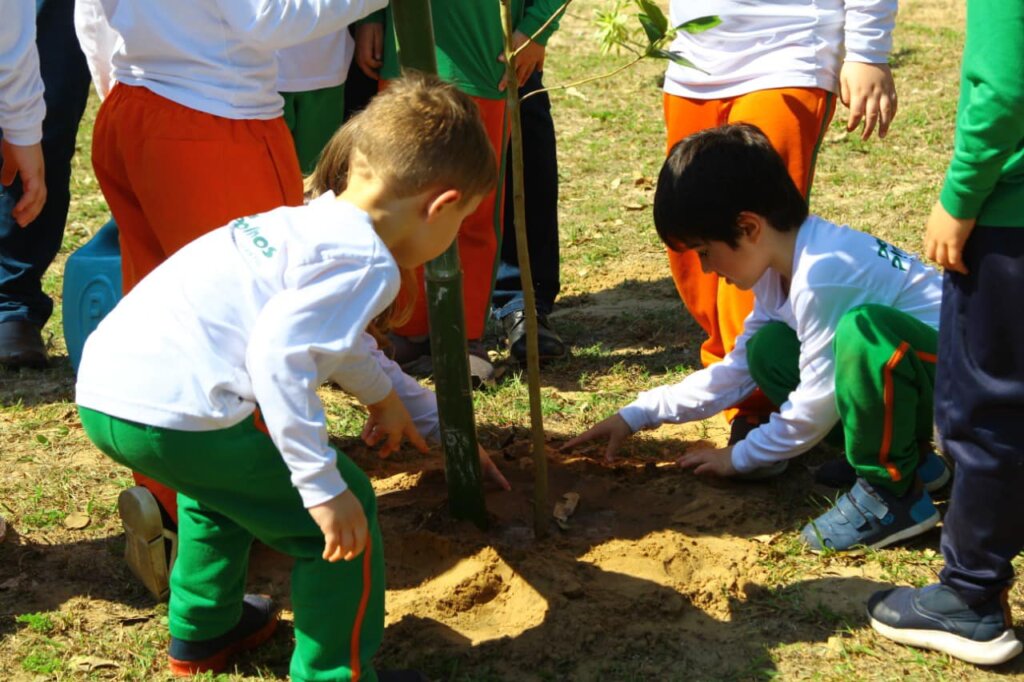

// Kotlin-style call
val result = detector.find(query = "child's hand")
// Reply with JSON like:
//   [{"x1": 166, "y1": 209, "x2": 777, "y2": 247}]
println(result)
[
  {"x1": 479, "y1": 445, "x2": 512, "y2": 491},
  {"x1": 562, "y1": 414, "x2": 633, "y2": 462},
  {"x1": 307, "y1": 490, "x2": 368, "y2": 562},
  {"x1": 498, "y1": 31, "x2": 546, "y2": 91},
  {"x1": 676, "y1": 445, "x2": 737, "y2": 477},
  {"x1": 924, "y1": 200, "x2": 976, "y2": 275},
  {"x1": 354, "y1": 22, "x2": 384, "y2": 79},
  {"x1": 839, "y1": 61, "x2": 897, "y2": 140},
  {"x1": 363, "y1": 389, "x2": 430, "y2": 457},
  {"x1": 1, "y1": 139, "x2": 46, "y2": 227}
]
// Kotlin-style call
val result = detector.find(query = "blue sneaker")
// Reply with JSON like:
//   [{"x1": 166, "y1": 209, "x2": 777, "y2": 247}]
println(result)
[
  {"x1": 868, "y1": 584, "x2": 1022, "y2": 666},
  {"x1": 801, "y1": 479, "x2": 939, "y2": 552},
  {"x1": 814, "y1": 451, "x2": 950, "y2": 492}
]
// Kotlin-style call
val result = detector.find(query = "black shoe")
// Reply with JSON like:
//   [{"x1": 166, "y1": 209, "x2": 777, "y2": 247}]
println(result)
[
  {"x1": 727, "y1": 414, "x2": 769, "y2": 446},
  {"x1": 168, "y1": 594, "x2": 279, "y2": 676},
  {"x1": 868, "y1": 584, "x2": 1022, "y2": 665},
  {"x1": 502, "y1": 309, "x2": 566, "y2": 363},
  {"x1": 0, "y1": 320, "x2": 47, "y2": 369}
]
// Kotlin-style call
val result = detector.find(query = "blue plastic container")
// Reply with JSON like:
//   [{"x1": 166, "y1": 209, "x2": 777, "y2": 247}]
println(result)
[{"x1": 62, "y1": 219, "x2": 123, "y2": 371}]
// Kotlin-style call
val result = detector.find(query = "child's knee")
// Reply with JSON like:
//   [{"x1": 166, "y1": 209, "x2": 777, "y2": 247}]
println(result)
[
  {"x1": 748, "y1": 322, "x2": 795, "y2": 376},
  {"x1": 834, "y1": 304, "x2": 887, "y2": 361},
  {"x1": 334, "y1": 455, "x2": 377, "y2": 517}
]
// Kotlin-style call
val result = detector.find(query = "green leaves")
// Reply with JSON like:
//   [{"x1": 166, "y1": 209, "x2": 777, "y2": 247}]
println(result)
[
  {"x1": 677, "y1": 15, "x2": 722, "y2": 34},
  {"x1": 594, "y1": 0, "x2": 718, "y2": 71}
]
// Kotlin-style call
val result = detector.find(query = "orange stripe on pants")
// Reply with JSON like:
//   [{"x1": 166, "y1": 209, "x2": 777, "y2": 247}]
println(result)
[
  {"x1": 663, "y1": 87, "x2": 836, "y2": 421},
  {"x1": 391, "y1": 95, "x2": 507, "y2": 340},
  {"x1": 91, "y1": 84, "x2": 305, "y2": 523}
]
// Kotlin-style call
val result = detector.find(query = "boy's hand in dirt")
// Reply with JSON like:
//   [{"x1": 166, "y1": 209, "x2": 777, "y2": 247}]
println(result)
[
  {"x1": 363, "y1": 389, "x2": 430, "y2": 457},
  {"x1": 839, "y1": 61, "x2": 897, "y2": 140},
  {"x1": 1, "y1": 139, "x2": 46, "y2": 227},
  {"x1": 924, "y1": 200, "x2": 976, "y2": 275},
  {"x1": 498, "y1": 30, "x2": 545, "y2": 91},
  {"x1": 676, "y1": 445, "x2": 737, "y2": 477},
  {"x1": 479, "y1": 445, "x2": 511, "y2": 491},
  {"x1": 354, "y1": 22, "x2": 384, "y2": 79},
  {"x1": 308, "y1": 490, "x2": 368, "y2": 562},
  {"x1": 562, "y1": 413, "x2": 632, "y2": 462}
]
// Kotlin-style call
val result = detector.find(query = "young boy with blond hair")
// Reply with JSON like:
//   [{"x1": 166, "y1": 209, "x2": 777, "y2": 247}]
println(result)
[
  {"x1": 568, "y1": 123, "x2": 944, "y2": 553},
  {"x1": 76, "y1": 74, "x2": 507, "y2": 681}
]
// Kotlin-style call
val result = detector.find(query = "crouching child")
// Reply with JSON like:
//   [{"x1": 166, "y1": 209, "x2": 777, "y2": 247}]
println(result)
[
  {"x1": 567, "y1": 123, "x2": 946, "y2": 553},
  {"x1": 75, "y1": 74, "x2": 506, "y2": 680}
]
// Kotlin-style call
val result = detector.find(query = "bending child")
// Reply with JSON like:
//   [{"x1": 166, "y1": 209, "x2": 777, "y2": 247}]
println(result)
[
  {"x1": 76, "y1": 74, "x2": 507, "y2": 681},
  {"x1": 568, "y1": 123, "x2": 945, "y2": 553}
]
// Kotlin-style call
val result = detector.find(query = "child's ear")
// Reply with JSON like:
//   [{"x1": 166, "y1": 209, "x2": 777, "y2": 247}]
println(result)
[
  {"x1": 736, "y1": 211, "x2": 765, "y2": 243},
  {"x1": 426, "y1": 189, "x2": 462, "y2": 222}
]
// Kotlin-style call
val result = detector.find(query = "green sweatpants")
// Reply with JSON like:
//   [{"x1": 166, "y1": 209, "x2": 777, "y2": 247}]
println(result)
[
  {"x1": 282, "y1": 85, "x2": 347, "y2": 175},
  {"x1": 79, "y1": 407, "x2": 383, "y2": 682},
  {"x1": 745, "y1": 304, "x2": 937, "y2": 495}
]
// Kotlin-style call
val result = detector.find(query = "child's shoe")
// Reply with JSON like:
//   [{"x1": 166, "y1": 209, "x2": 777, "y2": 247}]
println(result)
[
  {"x1": 118, "y1": 486, "x2": 176, "y2": 600},
  {"x1": 801, "y1": 478, "x2": 939, "y2": 552},
  {"x1": 813, "y1": 451, "x2": 950, "y2": 492},
  {"x1": 867, "y1": 584, "x2": 1022, "y2": 665},
  {"x1": 168, "y1": 594, "x2": 279, "y2": 676}
]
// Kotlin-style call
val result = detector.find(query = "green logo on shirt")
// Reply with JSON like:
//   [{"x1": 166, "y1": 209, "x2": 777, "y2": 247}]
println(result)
[
  {"x1": 875, "y1": 238, "x2": 909, "y2": 271},
  {"x1": 232, "y1": 217, "x2": 277, "y2": 258}
]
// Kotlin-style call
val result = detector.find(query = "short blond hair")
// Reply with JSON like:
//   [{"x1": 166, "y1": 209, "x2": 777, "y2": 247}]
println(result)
[{"x1": 308, "y1": 72, "x2": 498, "y2": 202}]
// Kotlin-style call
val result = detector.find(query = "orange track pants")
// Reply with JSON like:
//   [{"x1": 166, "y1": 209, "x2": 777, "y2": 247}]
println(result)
[
  {"x1": 663, "y1": 87, "x2": 836, "y2": 421},
  {"x1": 92, "y1": 84, "x2": 305, "y2": 523},
  {"x1": 392, "y1": 95, "x2": 507, "y2": 340}
]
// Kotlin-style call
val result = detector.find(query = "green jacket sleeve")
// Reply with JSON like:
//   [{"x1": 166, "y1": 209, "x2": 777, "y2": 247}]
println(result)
[
  {"x1": 516, "y1": 0, "x2": 564, "y2": 46},
  {"x1": 939, "y1": 0, "x2": 1024, "y2": 219}
]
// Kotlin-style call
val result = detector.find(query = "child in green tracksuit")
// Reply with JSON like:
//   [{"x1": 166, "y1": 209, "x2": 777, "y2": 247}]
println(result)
[
  {"x1": 567, "y1": 123, "x2": 947, "y2": 553},
  {"x1": 354, "y1": 0, "x2": 564, "y2": 383},
  {"x1": 76, "y1": 75, "x2": 502, "y2": 681}
]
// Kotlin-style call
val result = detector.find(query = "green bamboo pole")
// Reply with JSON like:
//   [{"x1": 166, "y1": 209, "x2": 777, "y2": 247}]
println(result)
[
  {"x1": 500, "y1": 0, "x2": 549, "y2": 539},
  {"x1": 391, "y1": 0, "x2": 487, "y2": 528}
]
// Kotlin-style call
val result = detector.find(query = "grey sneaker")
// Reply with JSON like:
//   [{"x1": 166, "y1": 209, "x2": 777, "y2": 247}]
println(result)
[
  {"x1": 118, "y1": 486, "x2": 176, "y2": 600},
  {"x1": 868, "y1": 584, "x2": 1022, "y2": 666}
]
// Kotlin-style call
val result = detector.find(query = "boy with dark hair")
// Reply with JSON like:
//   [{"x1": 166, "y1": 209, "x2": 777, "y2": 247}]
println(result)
[
  {"x1": 866, "y1": 0, "x2": 1024, "y2": 666},
  {"x1": 567, "y1": 123, "x2": 945, "y2": 552}
]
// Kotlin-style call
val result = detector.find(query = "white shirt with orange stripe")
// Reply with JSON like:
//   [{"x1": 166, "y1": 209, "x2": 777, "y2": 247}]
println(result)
[
  {"x1": 76, "y1": 193, "x2": 439, "y2": 508},
  {"x1": 664, "y1": 0, "x2": 898, "y2": 99},
  {"x1": 618, "y1": 215, "x2": 942, "y2": 473}
]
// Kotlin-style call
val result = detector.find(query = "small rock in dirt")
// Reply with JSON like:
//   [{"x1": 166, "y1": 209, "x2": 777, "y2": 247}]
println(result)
[
  {"x1": 561, "y1": 580, "x2": 585, "y2": 600},
  {"x1": 71, "y1": 656, "x2": 117, "y2": 672},
  {"x1": 64, "y1": 513, "x2": 91, "y2": 530},
  {"x1": 826, "y1": 635, "x2": 845, "y2": 657},
  {"x1": 518, "y1": 457, "x2": 533, "y2": 470}
]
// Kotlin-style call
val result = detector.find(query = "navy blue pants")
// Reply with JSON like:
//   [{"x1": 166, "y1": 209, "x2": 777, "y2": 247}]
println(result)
[
  {"x1": 492, "y1": 70, "x2": 560, "y2": 319},
  {"x1": 0, "y1": 0, "x2": 91, "y2": 327},
  {"x1": 937, "y1": 225, "x2": 1024, "y2": 606}
]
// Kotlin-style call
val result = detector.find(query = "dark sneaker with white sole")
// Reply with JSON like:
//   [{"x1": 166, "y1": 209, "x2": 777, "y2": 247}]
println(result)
[
  {"x1": 801, "y1": 478, "x2": 940, "y2": 552},
  {"x1": 814, "y1": 450, "x2": 951, "y2": 492},
  {"x1": 868, "y1": 584, "x2": 1022, "y2": 666}
]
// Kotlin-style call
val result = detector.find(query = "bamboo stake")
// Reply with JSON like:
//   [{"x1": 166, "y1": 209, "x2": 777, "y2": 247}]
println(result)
[{"x1": 392, "y1": 0, "x2": 487, "y2": 528}]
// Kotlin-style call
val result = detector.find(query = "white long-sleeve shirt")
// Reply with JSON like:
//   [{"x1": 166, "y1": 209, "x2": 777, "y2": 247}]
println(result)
[
  {"x1": 76, "y1": 193, "x2": 439, "y2": 508},
  {"x1": 277, "y1": 31, "x2": 354, "y2": 93},
  {"x1": 0, "y1": 0, "x2": 45, "y2": 145},
  {"x1": 618, "y1": 216, "x2": 942, "y2": 473},
  {"x1": 97, "y1": 0, "x2": 386, "y2": 120},
  {"x1": 664, "y1": 0, "x2": 898, "y2": 99}
]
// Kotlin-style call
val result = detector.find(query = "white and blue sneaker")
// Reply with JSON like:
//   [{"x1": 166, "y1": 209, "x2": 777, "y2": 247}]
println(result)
[
  {"x1": 801, "y1": 478, "x2": 940, "y2": 552},
  {"x1": 814, "y1": 451, "x2": 950, "y2": 492},
  {"x1": 868, "y1": 584, "x2": 1022, "y2": 666}
]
